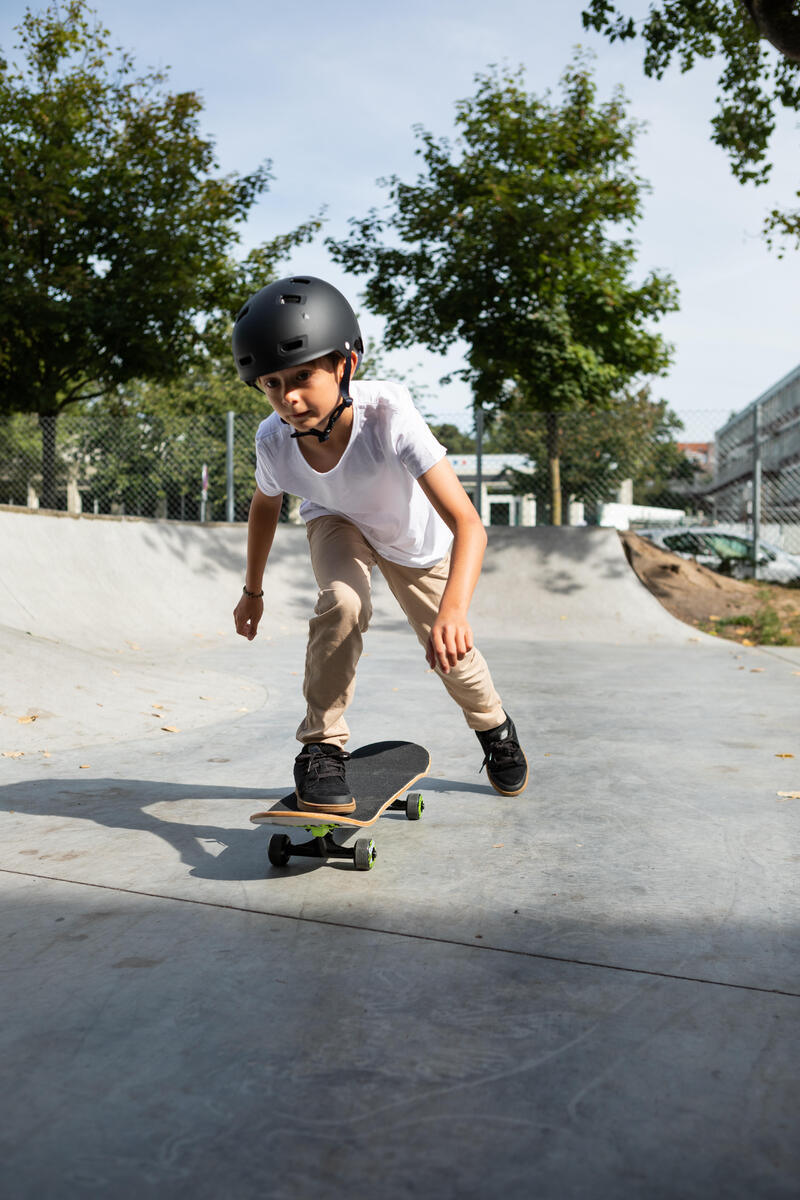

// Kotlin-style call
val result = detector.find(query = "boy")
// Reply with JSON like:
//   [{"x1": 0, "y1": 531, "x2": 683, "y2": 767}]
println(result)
[{"x1": 231, "y1": 275, "x2": 527, "y2": 814}]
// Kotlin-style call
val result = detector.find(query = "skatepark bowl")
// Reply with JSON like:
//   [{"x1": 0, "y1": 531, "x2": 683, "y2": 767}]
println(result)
[{"x1": 1, "y1": 508, "x2": 798, "y2": 1199}]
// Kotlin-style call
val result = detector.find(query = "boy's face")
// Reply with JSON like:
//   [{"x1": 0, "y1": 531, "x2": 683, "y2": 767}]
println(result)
[{"x1": 256, "y1": 354, "x2": 352, "y2": 434}]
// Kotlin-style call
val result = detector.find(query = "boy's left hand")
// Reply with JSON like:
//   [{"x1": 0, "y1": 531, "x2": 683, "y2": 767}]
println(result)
[{"x1": 426, "y1": 607, "x2": 474, "y2": 675}]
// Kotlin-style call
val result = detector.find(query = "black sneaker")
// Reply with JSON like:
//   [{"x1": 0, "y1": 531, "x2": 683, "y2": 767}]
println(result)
[
  {"x1": 476, "y1": 713, "x2": 528, "y2": 796},
  {"x1": 294, "y1": 744, "x2": 355, "y2": 813}
]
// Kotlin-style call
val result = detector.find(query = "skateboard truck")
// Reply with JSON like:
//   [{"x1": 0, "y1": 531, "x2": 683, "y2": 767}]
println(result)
[
  {"x1": 266, "y1": 792, "x2": 425, "y2": 872},
  {"x1": 268, "y1": 827, "x2": 376, "y2": 871}
]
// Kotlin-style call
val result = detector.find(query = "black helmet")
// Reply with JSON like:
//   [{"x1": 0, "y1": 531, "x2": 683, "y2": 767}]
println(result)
[{"x1": 232, "y1": 275, "x2": 363, "y2": 385}]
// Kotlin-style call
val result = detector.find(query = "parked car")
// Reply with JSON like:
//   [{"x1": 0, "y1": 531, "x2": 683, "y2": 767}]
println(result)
[{"x1": 635, "y1": 527, "x2": 800, "y2": 583}]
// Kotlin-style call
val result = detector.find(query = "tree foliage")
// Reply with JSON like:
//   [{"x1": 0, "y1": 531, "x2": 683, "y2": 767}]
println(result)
[
  {"x1": 427, "y1": 423, "x2": 477, "y2": 453},
  {"x1": 2, "y1": 2, "x2": 261, "y2": 414},
  {"x1": 328, "y1": 56, "x2": 677, "y2": 522},
  {"x1": 581, "y1": 1, "x2": 800, "y2": 246},
  {"x1": 484, "y1": 388, "x2": 693, "y2": 521},
  {"x1": 0, "y1": 1, "x2": 321, "y2": 505}
]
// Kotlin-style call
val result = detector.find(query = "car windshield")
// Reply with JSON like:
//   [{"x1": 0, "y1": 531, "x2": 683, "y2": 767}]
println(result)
[
  {"x1": 701, "y1": 533, "x2": 776, "y2": 562},
  {"x1": 700, "y1": 533, "x2": 751, "y2": 559},
  {"x1": 663, "y1": 533, "x2": 706, "y2": 555}
]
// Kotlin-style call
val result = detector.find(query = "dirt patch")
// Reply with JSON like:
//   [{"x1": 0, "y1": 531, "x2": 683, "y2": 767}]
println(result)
[{"x1": 619, "y1": 531, "x2": 800, "y2": 646}]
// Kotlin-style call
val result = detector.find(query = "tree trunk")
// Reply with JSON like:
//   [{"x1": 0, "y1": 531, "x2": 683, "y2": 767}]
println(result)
[
  {"x1": 741, "y1": 1, "x2": 800, "y2": 61},
  {"x1": 39, "y1": 413, "x2": 58, "y2": 510},
  {"x1": 550, "y1": 457, "x2": 562, "y2": 526},
  {"x1": 546, "y1": 412, "x2": 562, "y2": 526}
]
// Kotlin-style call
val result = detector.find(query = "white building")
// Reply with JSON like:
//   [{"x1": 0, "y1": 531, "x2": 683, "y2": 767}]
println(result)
[
  {"x1": 448, "y1": 453, "x2": 536, "y2": 526},
  {"x1": 708, "y1": 362, "x2": 800, "y2": 549}
]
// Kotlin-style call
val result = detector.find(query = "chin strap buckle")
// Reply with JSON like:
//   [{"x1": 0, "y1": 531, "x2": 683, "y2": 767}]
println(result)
[
  {"x1": 290, "y1": 397, "x2": 350, "y2": 443},
  {"x1": 290, "y1": 351, "x2": 355, "y2": 443}
]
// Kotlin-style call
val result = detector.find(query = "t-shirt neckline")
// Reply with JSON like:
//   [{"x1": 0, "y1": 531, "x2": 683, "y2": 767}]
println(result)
[{"x1": 291, "y1": 388, "x2": 361, "y2": 478}]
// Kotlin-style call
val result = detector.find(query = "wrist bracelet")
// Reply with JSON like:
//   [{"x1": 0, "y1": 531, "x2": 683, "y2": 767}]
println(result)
[{"x1": 243, "y1": 585, "x2": 264, "y2": 599}]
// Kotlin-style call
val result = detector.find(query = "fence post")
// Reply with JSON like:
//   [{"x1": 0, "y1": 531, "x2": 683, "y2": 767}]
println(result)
[
  {"x1": 226, "y1": 411, "x2": 235, "y2": 522},
  {"x1": 752, "y1": 400, "x2": 762, "y2": 578},
  {"x1": 475, "y1": 405, "x2": 484, "y2": 524}
]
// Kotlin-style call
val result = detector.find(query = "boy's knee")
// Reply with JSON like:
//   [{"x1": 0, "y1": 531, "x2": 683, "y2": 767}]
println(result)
[{"x1": 316, "y1": 581, "x2": 371, "y2": 632}]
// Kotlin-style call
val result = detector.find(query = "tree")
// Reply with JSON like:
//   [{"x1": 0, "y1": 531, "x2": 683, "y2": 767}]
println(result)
[
  {"x1": 0, "y1": 1, "x2": 320, "y2": 506},
  {"x1": 742, "y1": 2, "x2": 800, "y2": 60},
  {"x1": 328, "y1": 57, "x2": 677, "y2": 523},
  {"x1": 581, "y1": 1, "x2": 800, "y2": 246},
  {"x1": 427, "y1": 423, "x2": 476, "y2": 453},
  {"x1": 484, "y1": 388, "x2": 691, "y2": 522}
]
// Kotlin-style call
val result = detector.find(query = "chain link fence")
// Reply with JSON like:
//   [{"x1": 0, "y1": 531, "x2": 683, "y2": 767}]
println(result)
[
  {"x1": 0, "y1": 410, "x2": 265, "y2": 524},
  {"x1": 2, "y1": 404, "x2": 799, "y2": 557}
]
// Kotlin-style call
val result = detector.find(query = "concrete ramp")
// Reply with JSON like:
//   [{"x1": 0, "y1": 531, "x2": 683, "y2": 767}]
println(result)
[
  {"x1": 0, "y1": 509, "x2": 311, "y2": 652},
  {"x1": 0, "y1": 511, "x2": 699, "y2": 754},
  {"x1": 1, "y1": 510, "x2": 695, "y2": 653},
  {"x1": 471, "y1": 526, "x2": 695, "y2": 644},
  {"x1": 0, "y1": 511, "x2": 278, "y2": 753}
]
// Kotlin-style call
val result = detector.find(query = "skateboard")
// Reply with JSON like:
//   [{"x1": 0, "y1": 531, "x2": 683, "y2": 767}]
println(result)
[{"x1": 250, "y1": 740, "x2": 430, "y2": 871}]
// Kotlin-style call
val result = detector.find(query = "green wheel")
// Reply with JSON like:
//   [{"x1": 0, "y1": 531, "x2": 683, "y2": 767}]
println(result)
[
  {"x1": 268, "y1": 834, "x2": 292, "y2": 868},
  {"x1": 354, "y1": 838, "x2": 377, "y2": 871},
  {"x1": 405, "y1": 792, "x2": 424, "y2": 821}
]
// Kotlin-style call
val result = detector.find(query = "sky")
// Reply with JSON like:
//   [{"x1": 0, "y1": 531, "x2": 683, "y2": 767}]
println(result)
[{"x1": 3, "y1": 0, "x2": 799, "y2": 441}]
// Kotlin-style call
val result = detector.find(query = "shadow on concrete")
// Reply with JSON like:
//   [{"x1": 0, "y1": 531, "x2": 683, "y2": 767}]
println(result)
[
  {"x1": 0, "y1": 773, "x2": 487, "y2": 881},
  {"x1": 479, "y1": 526, "x2": 632, "y2": 588},
  {"x1": 139, "y1": 521, "x2": 318, "y2": 625},
  {"x1": 2, "y1": 883, "x2": 798, "y2": 1199},
  {"x1": 423, "y1": 776, "x2": 498, "y2": 797},
  {"x1": 0, "y1": 777, "x2": 290, "y2": 882}
]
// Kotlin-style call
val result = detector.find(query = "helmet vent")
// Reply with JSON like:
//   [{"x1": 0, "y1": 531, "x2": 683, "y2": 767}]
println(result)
[
  {"x1": 238, "y1": 354, "x2": 254, "y2": 366},
  {"x1": 236, "y1": 304, "x2": 250, "y2": 321},
  {"x1": 289, "y1": 277, "x2": 311, "y2": 285},
  {"x1": 280, "y1": 337, "x2": 306, "y2": 353},
  {"x1": 279, "y1": 293, "x2": 302, "y2": 304}
]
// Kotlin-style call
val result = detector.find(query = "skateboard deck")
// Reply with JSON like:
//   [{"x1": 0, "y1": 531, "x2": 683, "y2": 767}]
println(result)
[{"x1": 250, "y1": 740, "x2": 430, "y2": 871}]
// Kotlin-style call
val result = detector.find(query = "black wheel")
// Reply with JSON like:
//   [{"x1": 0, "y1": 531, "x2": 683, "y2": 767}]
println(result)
[
  {"x1": 405, "y1": 792, "x2": 424, "y2": 821},
  {"x1": 268, "y1": 834, "x2": 292, "y2": 868},
  {"x1": 354, "y1": 838, "x2": 377, "y2": 871}
]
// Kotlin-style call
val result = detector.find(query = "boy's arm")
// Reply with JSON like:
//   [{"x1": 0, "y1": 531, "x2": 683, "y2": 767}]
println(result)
[
  {"x1": 233, "y1": 488, "x2": 284, "y2": 641},
  {"x1": 416, "y1": 458, "x2": 487, "y2": 675}
]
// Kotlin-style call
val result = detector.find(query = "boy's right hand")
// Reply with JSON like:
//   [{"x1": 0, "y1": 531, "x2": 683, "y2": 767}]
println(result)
[{"x1": 233, "y1": 593, "x2": 264, "y2": 641}]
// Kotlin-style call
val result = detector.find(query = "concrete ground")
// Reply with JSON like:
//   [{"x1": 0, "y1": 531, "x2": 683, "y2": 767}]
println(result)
[{"x1": 1, "y1": 509, "x2": 798, "y2": 1199}]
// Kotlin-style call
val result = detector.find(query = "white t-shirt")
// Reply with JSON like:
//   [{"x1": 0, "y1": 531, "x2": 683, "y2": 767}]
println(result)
[{"x1": 254, "y1": 379, "x2": 452, "y2": 568}]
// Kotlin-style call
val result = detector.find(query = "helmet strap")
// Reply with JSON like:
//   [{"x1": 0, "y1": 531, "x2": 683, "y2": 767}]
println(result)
[
  {"x1": 290, "y1": 397, "x2": 351, "y2": 443},
  {"x1": 289, "y1": 352, "x2": 355, "y2": 444}
]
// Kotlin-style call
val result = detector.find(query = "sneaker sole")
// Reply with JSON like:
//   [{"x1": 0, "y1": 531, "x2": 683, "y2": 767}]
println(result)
[
  {"x1": 487, "y1": 762, "x2": 529, "y2": 797},
  {"x1": 294, "y1": 788, "x2": 356, "y2": 815}
]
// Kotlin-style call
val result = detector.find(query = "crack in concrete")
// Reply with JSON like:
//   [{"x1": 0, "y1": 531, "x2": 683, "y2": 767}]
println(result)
[{"x1": 2, "y1": 865, "x2": 799, "y2": 1001}]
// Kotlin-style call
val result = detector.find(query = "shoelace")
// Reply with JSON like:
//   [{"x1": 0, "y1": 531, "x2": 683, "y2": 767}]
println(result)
[
  {"x1": 479, "y1": 737, "x2": 521, "y2": 774},
  {"x1": 298, "y1": 748, "x2": 350, "y2": 783}
]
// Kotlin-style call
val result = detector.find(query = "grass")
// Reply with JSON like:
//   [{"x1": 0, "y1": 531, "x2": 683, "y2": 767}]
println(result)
[{"x1": 700, "y1": 586, "x2": 800, "y2": 646}]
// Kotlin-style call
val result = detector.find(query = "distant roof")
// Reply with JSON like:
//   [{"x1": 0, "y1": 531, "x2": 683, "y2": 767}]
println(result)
[{"x1": 716, "y1": 360, "x2": 800, "y2": 434}]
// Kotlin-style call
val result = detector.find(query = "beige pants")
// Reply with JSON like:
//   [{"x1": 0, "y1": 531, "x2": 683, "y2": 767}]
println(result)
[{"x1": 297, "y1": 515, "x2": 505, "y2": 748}]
